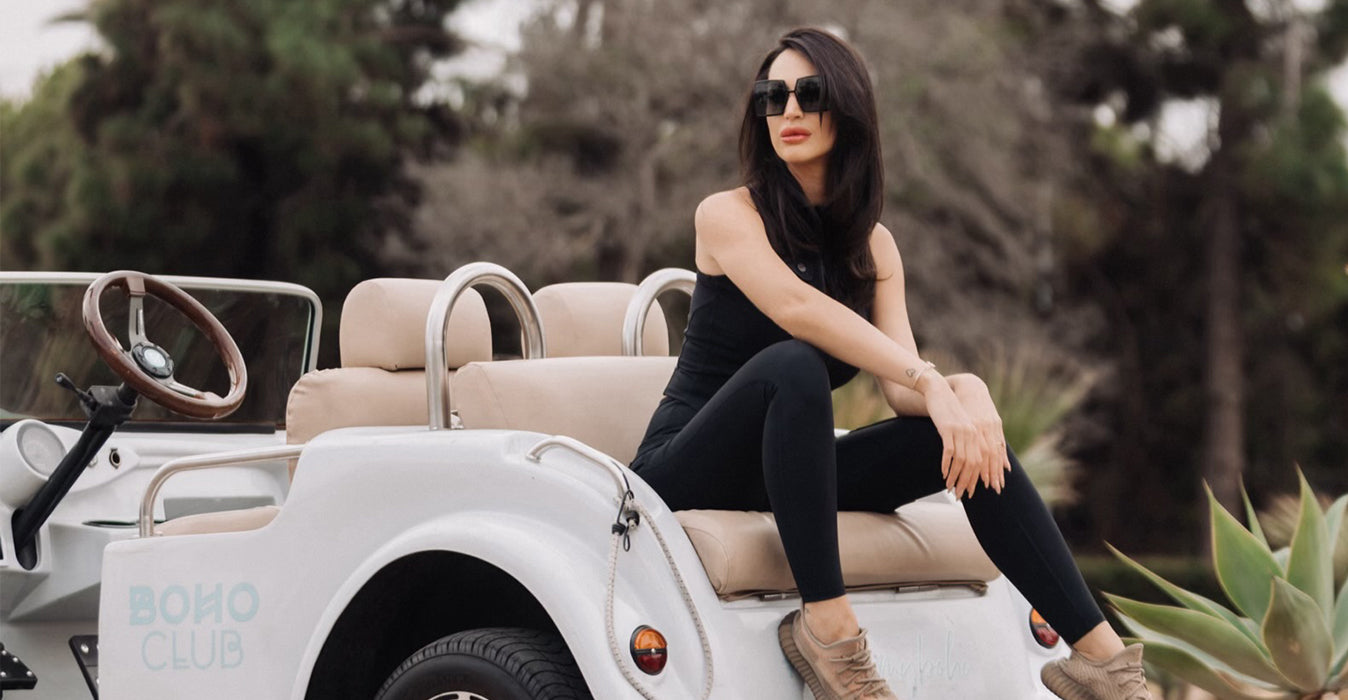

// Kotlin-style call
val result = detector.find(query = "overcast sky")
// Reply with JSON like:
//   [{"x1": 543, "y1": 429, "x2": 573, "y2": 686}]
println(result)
[
  {"x1": 0, "y1": 0, "x2": 533, "y2": 98},
  {"x1": 4, "y1": 0, "x2": 1347, "y2": 164}
]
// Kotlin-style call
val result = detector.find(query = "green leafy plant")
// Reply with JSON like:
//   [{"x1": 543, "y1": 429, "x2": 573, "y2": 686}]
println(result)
[
  {"x1": 1106, "y1": 471, "x2": 1348, "y2": 700},
  {"x1": 977, "y1": 347, "x2": 1095, "y2": 508},
  {"x1": 1259, "y1": 490, "x2": 1348, "y2": 590}
]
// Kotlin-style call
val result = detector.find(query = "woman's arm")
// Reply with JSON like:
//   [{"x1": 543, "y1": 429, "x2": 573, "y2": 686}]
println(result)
[
  {"x1": 867, "y1": 231, "x2": 993, "y2": 410},
  {"x1": 868, "y1": 226, "x2": 1010, "y2": 491},
  {"x1": 867, "y1": 225, "x2": 927, "y2": 416},
  {"x1": 698, "y1": 190, "x2": 997, "y2": 496}
]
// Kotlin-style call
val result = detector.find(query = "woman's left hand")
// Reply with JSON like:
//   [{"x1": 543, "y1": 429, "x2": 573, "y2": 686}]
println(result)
[{"x1": 949, "y1": 375, "x2": 1011, "y2": 494}]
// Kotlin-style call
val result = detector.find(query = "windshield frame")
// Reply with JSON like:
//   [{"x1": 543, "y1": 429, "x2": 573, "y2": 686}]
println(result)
[
  {"x1": 1, "y1": 272, "x2": 323, "y2": 430},
  {"x1": 1, "y1": 272, "x2": 322, "y2": 372}
]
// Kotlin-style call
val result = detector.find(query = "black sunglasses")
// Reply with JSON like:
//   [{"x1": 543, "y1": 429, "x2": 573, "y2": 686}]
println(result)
[{"x1": 752, "y1": 75, "x2": 827, "y2": 117}]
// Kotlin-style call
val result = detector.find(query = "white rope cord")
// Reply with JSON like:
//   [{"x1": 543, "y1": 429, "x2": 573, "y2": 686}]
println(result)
[
  {"x1": 604, "y1": 499, "x2": 715, "y2": 700},
  {"x1": 525, "y1": 437, "x2": 713, "y2": 698}
]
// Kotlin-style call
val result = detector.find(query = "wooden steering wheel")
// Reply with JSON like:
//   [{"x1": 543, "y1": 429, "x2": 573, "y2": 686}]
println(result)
[{"x1": 82, "y1": 271, "x2": 248, "y2": 419}]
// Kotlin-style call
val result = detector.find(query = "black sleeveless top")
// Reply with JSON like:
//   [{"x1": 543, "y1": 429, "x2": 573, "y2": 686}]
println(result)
[{"x1": 631, "y1": 251, "x2": 861, "y2": 467}]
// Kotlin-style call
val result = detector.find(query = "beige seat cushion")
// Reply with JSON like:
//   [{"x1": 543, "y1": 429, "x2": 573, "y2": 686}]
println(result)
[
  {"x1": 677, "y1": 503, "x2": 999, "y2": 598},
  {"x1": 156, "y1": 505, "x2": 280, "y2": 537},
  {"x1": 534, "y1": 282, "x2": 668, "y2": 357},
  {"x1": 285, "y1": 368, "x2": 432, "y2": 446},
  {"x1": 340, "y1": 278, "x2": 492, "y2": 371},
  {"x1": 286, "y1": 279, "x2": 492, "y2": 450},
  {"x1": 453, "y1": 356, "x2": 677, "y2": 465}
]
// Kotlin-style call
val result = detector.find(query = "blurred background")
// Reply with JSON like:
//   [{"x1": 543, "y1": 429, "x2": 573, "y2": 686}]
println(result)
[{"x1": 3, "y1": 0, "x2": 1348, "y2": 659}]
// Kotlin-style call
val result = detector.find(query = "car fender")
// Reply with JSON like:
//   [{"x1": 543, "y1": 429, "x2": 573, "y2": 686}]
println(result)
[
  {"x1": 289, "y1": 508, "x2": 709, "y2": 699},
  {"x1": 277, "y1": 426, "x2": 716, "y2": 699}
]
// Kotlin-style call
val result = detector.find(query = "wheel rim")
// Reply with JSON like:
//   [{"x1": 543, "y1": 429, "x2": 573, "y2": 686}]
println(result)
[{"x1": 426, "y1": 693, "x2": 490, "y2": 700}]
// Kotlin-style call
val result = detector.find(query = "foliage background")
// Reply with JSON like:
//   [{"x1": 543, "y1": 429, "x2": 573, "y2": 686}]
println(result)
[{"x1": 3, "y1": 0, "x2": 1347, "y2": 554}]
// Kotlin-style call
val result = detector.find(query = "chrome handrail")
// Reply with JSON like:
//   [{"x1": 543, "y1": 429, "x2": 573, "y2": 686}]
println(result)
[
  {"x1": 621, "y1": 268, "x2": 695, "y2": 356},
  {"x1": 525, "y1": 435, "x2": 630, "y2": 503},
  {"x1": 139, "y1": 445, "x2": 303, "y2": 538},
  {"x1": 426, "y1": 262, "x2": 545, "y2": 430}
]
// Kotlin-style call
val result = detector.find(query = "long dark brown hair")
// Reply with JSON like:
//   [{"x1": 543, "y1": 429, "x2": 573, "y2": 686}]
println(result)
[{"x1": 739, "y1": 28, "x2": 882, "y2": 313}]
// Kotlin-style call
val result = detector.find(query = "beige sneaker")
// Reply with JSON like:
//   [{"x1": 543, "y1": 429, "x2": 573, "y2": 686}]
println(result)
[
  {"x1": 1041, "y1": 643, "x2": 1153, "y2": 700},
  {"x1": 777, "y1": 609, "x2": 898, "y2": 700}
]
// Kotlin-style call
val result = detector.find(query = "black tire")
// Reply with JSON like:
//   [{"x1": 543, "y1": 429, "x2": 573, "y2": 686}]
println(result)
[{"x1": 374, "y1": 628, "x2": 592, "y2": 700}]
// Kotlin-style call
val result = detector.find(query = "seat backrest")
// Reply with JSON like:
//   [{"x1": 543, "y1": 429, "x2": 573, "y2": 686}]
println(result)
[
  {"x1": 534, "y1": 282, "x2": 669, "y2": 357},
  {"x1": 453, "y1": 356, "x2": 676, "y2": 464},
  {"x1": 453, "y1": 281, "x2": 676, "y2": 463},
  {"x1": 285, "y1": 278, "x2": 492, "y2": 474}
]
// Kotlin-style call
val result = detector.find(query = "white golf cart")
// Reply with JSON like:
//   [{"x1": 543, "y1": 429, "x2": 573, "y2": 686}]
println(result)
[{"x1": 1, "y1": 264, "x2": 1068, "y2": 699}]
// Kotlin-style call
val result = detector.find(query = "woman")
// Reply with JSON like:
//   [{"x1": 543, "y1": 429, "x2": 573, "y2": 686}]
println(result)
[{"x1": 629, "y1": 27, "x2": 1151, "y2": 700}]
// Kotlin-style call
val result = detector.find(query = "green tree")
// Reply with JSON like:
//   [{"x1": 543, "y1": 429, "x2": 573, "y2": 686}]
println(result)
[
  {"x1": 1027, "y1": 0, "x2": 1348, "y2": 542},
  {"x1": 1, "y1": 0, "x2": 467, "y2": 364}
]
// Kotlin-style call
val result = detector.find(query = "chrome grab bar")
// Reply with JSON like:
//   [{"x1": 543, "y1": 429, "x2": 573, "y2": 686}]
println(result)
[
  {"x1": 426, "y1": 262, "x2": 546, "y2": 430},
  {"x1": 139, "y1": 444, "x2": 303, "y2": 538},
  {"x1": 525, "y1": 435, "x2": 630, "y2": 503},
  {"x1": 621, "y1": 268, "x2": 695, "y2": 356}
]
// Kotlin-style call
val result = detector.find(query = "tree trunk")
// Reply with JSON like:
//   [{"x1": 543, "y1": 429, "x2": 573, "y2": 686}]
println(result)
[{"x1": 1201, "y1": 165, "x2": 1246, "y2": 525}]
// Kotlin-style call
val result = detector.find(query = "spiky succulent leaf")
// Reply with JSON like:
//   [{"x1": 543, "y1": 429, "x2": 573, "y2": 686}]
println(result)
[
  {"x1": 1211, "y1": 483, "x2": 1286, "y2": 621},
  {"x1": 1327, "y1": 495, "x2": 1348, "y2": 556},
  {"x1": 1263, "y1": 578, "x2": 1333, "y2": 692},
  {"x1": 1245, "y1": 484, "x2": 1270, "y2": 548},
  {"x1": 1331, "y1": 644, "x2": 1348, "y2": 690},
  {"x1": 1117, "y1": 612, "x2": 1280, "y2": 686},
  {"x1": 1126, "y1": 637, "x2": 1297, "y2": 700},
  {"x1": 1108, "y1": 593, "x2": 1287, "y2": 686},
  {"x1": 1287, "y1": 470, "x2": 1334, "y2": 618},
  {"x1": 1329, "y1": 573, "x2": 1348, "y2": 684},
  {"x1": 1107, "y1": 542, "x2": 1264, "y2": 647},
  {"x1": 1327, "y1": 494, "x2": 1348, "y2": 588}
]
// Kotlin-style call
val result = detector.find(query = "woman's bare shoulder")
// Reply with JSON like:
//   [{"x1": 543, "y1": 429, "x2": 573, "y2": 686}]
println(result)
[
  {"x1": 696, "y1": 187, "x2": 757, "y2": 224},
  {"x1": 700, "y1": 188, "x2": 765, "y2": 249},
  {"x1": 869, "y1": 222, "x2": 902, "y2": 280},
  {"x1": 694, "y1": 188, "x2": 763, "y2": 274}
]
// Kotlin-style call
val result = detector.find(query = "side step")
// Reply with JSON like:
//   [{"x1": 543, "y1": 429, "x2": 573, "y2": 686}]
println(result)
[
  {"x1": 70, "y1": 636, "x2": 99, "y2": 699},
  {"x1": 0, "y1": 643, "x2": 38, "y2": 696}
]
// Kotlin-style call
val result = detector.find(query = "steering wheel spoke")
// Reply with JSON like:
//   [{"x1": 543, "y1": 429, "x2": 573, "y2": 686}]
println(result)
[{"x1": 127, "y1": 294, "x2": 151, "y2": 349}]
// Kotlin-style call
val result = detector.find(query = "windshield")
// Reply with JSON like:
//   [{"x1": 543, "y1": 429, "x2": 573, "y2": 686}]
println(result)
[{"x1": 1, "y1": 276, "x2": 319, "y2": 431}]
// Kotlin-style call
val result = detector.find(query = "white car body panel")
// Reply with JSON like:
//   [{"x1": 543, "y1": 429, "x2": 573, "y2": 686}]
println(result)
[{"x1": 91, "y1": 427, "x2": 1063, "y2": 699}]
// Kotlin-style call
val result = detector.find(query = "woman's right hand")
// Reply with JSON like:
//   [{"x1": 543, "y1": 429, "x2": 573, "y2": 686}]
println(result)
[{"x1": 920, "y1": 378, "x2": 994, "y2": 499}]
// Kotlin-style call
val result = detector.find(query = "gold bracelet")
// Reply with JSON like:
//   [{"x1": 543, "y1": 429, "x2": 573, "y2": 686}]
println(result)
[{"x1": 910, "y1": 360, "x2": 937, "y2": 390}]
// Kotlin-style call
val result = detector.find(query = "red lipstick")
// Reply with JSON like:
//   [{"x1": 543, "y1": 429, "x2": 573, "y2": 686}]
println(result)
[{"x1": 779, "y1": 126, "x2": 811, "y2": 144}]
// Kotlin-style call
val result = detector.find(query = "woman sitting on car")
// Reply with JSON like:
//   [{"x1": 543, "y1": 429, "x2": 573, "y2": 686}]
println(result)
[{"x1": 630, "y1": 27, "x2": 1152, "y2": 700}]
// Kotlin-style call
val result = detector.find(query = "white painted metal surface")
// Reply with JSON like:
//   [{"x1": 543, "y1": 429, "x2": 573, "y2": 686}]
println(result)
[{"x1": 90, "y1": 427, "x2": 1063, "y2": 699}]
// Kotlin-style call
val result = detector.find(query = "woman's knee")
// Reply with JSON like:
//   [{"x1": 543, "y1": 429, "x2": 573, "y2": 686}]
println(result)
[{"x1": 748, "y1": 340, "x2": 830, "y2": 385}]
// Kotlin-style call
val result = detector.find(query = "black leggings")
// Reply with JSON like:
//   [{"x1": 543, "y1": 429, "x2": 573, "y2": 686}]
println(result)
[{"x1": 632, "y1": 340, "x2": 1106, "y2": 644}]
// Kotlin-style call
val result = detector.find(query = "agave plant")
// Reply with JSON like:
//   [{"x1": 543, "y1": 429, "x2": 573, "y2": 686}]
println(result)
[
  {"x1": 1105, "y1": 471, "x2": 1348, "y2": 700},
  {"x1": 1260, "y1": 491, "x2": 1348, "y2": 589}
]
